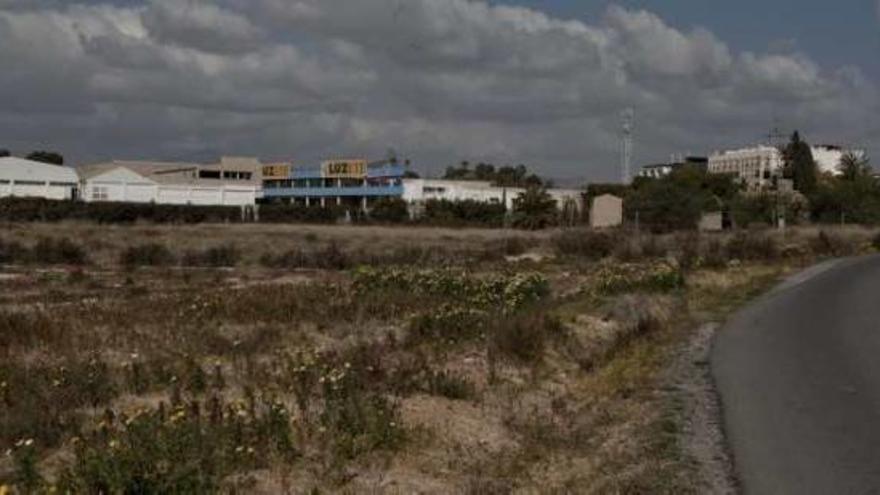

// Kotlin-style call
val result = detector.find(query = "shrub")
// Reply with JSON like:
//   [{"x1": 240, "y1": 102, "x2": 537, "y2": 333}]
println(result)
[
  {"x1": 182, "y1": 244, "x2": 241, "y2": 267},
  {"x1": 407, "y1": 305, "x2": 487, "y2": 346},
  {"x1": 726, "y1": 233, "x2": 779, "y2": 261},
  {"x1": 0, "y1": 197, "x2": 242, "y2": 224},
  {"x1": 553, "y1": 230, "x2": 616, "y2": 260},
  {"x1": 427, "y1": 370, "x2": 476, "y2": 400},
  {"x1": 369, "y1": 197, "x2": 410, "y2": 223},
  {"x1": 0, "y1": 238, "x2": 28, "y2": 264},
  {"x1": 353, "y1": 267, "x2": 549, "y2": 313},
  {"x1": 260, "y1": 243, "x2": 350, "y2": 270},
  {"x1": 810, "y1": 230, "x2": 859, "y2": 257},
  {"x1": 490, "y1": 311, "x2": 561, "y2": 364},
  {"x1": 420, "y1": 199, "x2": 506, "y2": 228},
  {"x1": 591, "y1": 261, "x2": 685, "y2": 296},
  {"x1": 258, "y1": 204, "x2": 348, "y2": 224},
  {"x1": 120, "y1": 243, "x2": 176, "y2": 267},
  {"x1": 30, "y1": 237, "x2": 88, "y2": 265},
  {"x1": 55, "y1": 396, "x2": 297, "y2": 493}
]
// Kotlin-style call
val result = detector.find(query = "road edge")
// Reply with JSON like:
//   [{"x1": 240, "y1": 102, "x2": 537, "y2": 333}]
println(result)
[{"x1": 672, "y1": 322, "x2": 738, "y2": 494}]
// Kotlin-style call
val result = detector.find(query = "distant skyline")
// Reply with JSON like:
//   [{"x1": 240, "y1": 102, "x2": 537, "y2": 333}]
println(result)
[{"x1": 1, "y1": 0, "x2": 878, "y2": 183}]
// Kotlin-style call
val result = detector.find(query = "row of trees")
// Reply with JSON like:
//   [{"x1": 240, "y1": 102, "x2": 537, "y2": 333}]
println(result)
[
  {"x1": 0, "y1": 149, "x2": 65, "y2": 165},
  {"x1": 443, "y1": 162, "x2": 546, "y2": 188}
]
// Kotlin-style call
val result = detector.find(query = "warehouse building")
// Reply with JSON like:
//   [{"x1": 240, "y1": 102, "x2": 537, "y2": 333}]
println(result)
[
  {"x1": 401, "y1": 179, "x2": 583, "y2": 213},
  {"x1": 0, "y1": 156, "x2": 79, "y2": 200},
  {"x1": 79, "y1": 158, "x2": 259, "y2": 206}
]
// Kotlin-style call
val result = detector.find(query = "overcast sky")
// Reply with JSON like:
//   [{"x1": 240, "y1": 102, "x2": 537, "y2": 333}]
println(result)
[{"x1": 1, "y1": 0, "x2": 878, "y2": 183}]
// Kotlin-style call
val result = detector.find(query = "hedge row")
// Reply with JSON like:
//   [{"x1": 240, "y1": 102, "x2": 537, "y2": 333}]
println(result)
[
  {"x1": 0, "y1": 197, "x2": 521, "y2": 228},
  {"x1": 0, "y1": 198, "x2": 242, "y2": 224}
]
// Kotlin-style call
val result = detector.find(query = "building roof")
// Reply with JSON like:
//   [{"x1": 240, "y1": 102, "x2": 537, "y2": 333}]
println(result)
[
  {"x1": 0, "y1": 157, "x2": 79, "y2": 183},
  {"x1": 78, "y1": 160, "x2": 198, "y2": 180},
  {"x1": 79, "y1": 160, "x2": 256, "y2": 187}
]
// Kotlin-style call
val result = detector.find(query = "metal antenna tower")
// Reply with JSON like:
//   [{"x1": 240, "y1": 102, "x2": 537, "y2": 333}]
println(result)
[{"x1": 620, "y1": 108, "x2": 635, "y2": 184}]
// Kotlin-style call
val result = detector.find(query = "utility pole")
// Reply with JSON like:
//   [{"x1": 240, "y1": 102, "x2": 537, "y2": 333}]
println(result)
[{"x1": 621, "y1": 108, "x2": 635, "y2": 184}]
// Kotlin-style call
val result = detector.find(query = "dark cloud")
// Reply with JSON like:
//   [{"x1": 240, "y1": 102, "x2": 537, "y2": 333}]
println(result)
[{"x1": 0, "y1": 0, "x2": 876, "y2": 182}]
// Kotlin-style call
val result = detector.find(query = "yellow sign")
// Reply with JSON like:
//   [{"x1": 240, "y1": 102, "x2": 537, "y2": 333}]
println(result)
[
  {"x1": 321, "y1": 159, "x2": 367, "y2": 178},
  {"x1": 262, "y1": 164, "x2": 290, "y2": 179}
]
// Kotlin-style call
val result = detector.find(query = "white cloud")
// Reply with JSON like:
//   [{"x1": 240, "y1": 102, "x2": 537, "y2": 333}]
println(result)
[{"x1": 0, "y1": 0, "x2": 876, "y2": 181}]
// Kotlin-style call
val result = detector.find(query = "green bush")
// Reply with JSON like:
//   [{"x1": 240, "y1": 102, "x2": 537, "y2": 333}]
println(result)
[
  {"x1": 258, "y1": 203, "x2": 349, "y2": 224},
  {"x1": 369, "y1": 197, "x2": 410, "y2": 223},
  {"x1": 592, "y1": 261, "x2": 685, "y2": 296},
  {"x1": 420, "y1": 199, "x2": 506, "y2": 228},
  {"x1": 0, "y1": 197, "x2": 242, "y2": 224},
  {"x1": 55, "y1": 396, "x2": 297, "y2": 493}
]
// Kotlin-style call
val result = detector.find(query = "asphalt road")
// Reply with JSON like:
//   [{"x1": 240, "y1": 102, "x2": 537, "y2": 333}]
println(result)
[{"x1": 713, "y1": 255, "x2": 880, "y2": 495}]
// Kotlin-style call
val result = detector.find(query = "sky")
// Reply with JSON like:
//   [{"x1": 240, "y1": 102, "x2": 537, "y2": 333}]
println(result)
[{"x1": 1, "y1": 0, "x2": 878, "y2": 183}]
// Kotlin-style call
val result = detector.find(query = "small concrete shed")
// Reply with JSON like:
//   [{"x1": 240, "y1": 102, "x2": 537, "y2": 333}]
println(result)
[{"x1": 589, "y1": 194, "x2": 623, "y2": 228}]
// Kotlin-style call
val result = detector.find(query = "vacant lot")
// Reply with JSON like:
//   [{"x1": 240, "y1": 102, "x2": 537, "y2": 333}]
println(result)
[{"x1": 0, "y1": 222, "x2": 874, "y2": 493}]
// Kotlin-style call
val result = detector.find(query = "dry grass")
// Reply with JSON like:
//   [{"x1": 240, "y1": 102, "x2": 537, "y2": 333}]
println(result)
[{"x1": 0, "y1": 222, "x2": 872, "y2": 493}]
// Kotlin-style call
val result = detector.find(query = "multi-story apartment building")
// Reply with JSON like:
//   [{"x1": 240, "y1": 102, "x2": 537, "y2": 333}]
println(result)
[{"x1": 708, "y1": 146, "x2": 783, "y2": 191}]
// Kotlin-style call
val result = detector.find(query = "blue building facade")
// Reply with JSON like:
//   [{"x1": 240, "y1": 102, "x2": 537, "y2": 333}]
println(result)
[{"x1": 261, "y1": 160, "x2": 405, "y2": 209}]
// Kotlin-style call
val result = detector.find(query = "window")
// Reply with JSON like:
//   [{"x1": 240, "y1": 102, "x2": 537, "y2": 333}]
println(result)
[
  {"x1": 92, "y1": 186, "x2": 109, "y2": 201},
  {"x1": 424, "y1": 187, "x2": 446, "y2": 194}
]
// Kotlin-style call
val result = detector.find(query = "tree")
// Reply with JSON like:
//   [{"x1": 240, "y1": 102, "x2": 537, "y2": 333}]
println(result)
[
  {"x1": 26, "y1": 151, "x2": 64, "y2": 166},
  {"x1": 838, "y1": 152, "x2": 871, "y2": 182},
  {"x1": 0, "y1": 149, "x2": 9, "y2": 158},
  {"x1": 625, "y1": 165, "x2": 739, "y2": 232},
  {"x1": 783, "y1": 132, "x2": 817, "y2": 195},
  {"x1": 512, "y1": 186, "x2": 558, "y2": 230}
]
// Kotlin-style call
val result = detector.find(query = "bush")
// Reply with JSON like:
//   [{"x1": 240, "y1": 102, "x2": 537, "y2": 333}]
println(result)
[
  {"x1": 369, "y1": 197, "x2": 409, "y2": 223},
  {"x1": 0, "y1": 238, "x2": 28, "y2": 264},
  {"x1": 427, "y1": 370, "x2": 476, "y2": 400},
  {"x1": 120, "y1": 243, "x2": 176, "y2": 267},
  {"x1": 0, "y1": 197, "x2": 242, "y2": 224},
  {"x1": 553, "y1": 230, "x2": 616, "y2": 260},
  {"x1": 591, "y1": 261, "x2": 685, "y2": 296},
  {"x1": 31, "y1": 237, "x2": 88, "y2": 265},
  {"x1": 420, "y1": 199, "x2": 506, "y2": 228},
  {"x1": 810, "y1": 230, "x2": 859, "y2": 257},
  {"x1": 726, "y1": 233, "x2": 779, "y2": 261},
  {"x1": 258, "y1": 203, "x2": 349, "y2": 224},
  {"x1": 55, "y1": 396, "x2": 297, "y2": 493},
  {"x1": 490, "y1": 311, "x2": 562, "y2": 364},
  {"x1": 182, "y1": 244, "x2": 241, "y2": 267},
  {"x1": 260, "y1": 243, "x2": 351, "y2": 270}
]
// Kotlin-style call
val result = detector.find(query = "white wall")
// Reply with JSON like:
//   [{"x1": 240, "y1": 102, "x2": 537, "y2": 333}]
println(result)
[
  {"x1": 0, "y1": 181, "x2": 76, "y2": 200},
  {"x1": 83, "y1": 167, "x2": 257, "y2": 206},
  {"x1": 403, "y1": 179, "x2": 582, "y2": 212}
]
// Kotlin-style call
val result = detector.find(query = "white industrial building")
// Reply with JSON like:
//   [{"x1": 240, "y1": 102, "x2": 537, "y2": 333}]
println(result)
[
  {"x1": 811, "y1": 145, "x2": 865, "y2": 175},
  {"x1": 402, "y1": 179, "x2": 582, "y2": 212},
  {"x1": 78, "y1": 158, "x2": 259, "y2": 206},
  {"x1": 708, "y1": 144, "x2": 866, "y2": 188},
  {"x1": 0, "y1": 157, "x2": 79, "y2": 200}
]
